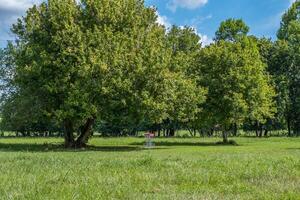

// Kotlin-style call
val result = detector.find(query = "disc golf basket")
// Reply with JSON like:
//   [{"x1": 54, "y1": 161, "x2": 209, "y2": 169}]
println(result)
[{"x1": 145, "y1": 132, "x2": 155, "y2": 148}]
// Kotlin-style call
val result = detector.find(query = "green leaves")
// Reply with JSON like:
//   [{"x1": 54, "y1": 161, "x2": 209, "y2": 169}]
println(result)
[
  {"x1": 215, "y1": 18, "x2": 249, "y2": 42},
  {"x1": 274, "y1": 0, "x2": 300, "y2": 134},
  {"x1": 0, "y1": 1, "x2": 286, "y2": 140},
  {"x1": 194, "y1": 37, "x2": 275, "y2": 129},
  {"x1": 277, "y1": 0, "x2": 300, "y2": 40},
  {"x1": 5, "y1": 0, "x2": 208, "y2": 138}
]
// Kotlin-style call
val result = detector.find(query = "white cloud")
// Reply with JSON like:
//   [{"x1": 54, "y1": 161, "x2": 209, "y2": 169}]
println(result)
[
  {"x1": 199, "y1": 33, "x2": 213, "y2": 46},
  {"x1": 0, "y1": 0, "x2": 41, "y2": 47},
  {"x1": 0, "y1": 0, "x2": 40, "y2": 27},
  {"x1": 289, "y1": 0, "x2": 296, "y2": 6},
  {"x1": 167, "y1": 0, "x2": 208, "y2": 12},
  {"x1": 156, "y1": 12, "x2": 171, "y2": 29},
  {"x1": 0, "y1": 0, "x2": 38, "y2": 12},
  {"x1": 178, "y1": 26, "x2": 213, "y2": 46}
]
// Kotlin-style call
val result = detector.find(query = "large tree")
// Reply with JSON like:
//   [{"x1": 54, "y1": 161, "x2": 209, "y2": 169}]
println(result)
[
  {"x1": 284, "y1": 26, "x2": 300, "y2": 135},
  {"x1": 7, "y1": 0, "x2": 205, "y2": 146},
  {"x1": 162, "y1": 26, "x2": 206, "y2": 136},
  {"x1": 194, "y1": 37, "x2": 276, "y2": 142},
  {"x1": 275, "y1": 0, "x2": 300, "y2": 135},
  {"x1": 278, "y1": 0, "x2": 300, "y2": 40}
]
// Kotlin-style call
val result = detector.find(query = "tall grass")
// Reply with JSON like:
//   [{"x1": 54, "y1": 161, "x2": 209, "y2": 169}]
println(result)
[{"x1": 0, "y1": 137, "x2": 299, "y2": 199}]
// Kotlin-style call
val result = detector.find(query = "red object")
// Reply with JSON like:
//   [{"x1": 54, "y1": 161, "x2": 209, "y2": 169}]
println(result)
[{"x1": 145, "y1": 132, "x2": 155, "y2": 138}]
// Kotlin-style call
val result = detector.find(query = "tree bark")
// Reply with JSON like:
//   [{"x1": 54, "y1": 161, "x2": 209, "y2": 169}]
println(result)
[
  {"x1": 255, "y1": 121, "x2": 259, "y2": 137},
  {"x1": 210, "y1": 128, "x2": 214, "y2": 137},
  {"x1": 187, "y1": 128, "x2": 194, "y2": 137},
  {"x1": 169, "y1": 128, "x2": 175, "y2": 137},
  {"x1": 75, "y1": 118, "x2": 95, "y2": 148},
  {"x1": 64, "y1": 120, "x2": 75, "y2": 148},
  {"x1": 233, "y1": 123, "x2": 238, "y2": 137},
  {"x1": 166, "y1": 129, "x2": 169, "y2": 137},
  {"x1": 287, "y1": 117, "x2": 291, "y2": 137},
  {"x1": 264, "y1": 129, "x2": 268, "y2": 137},
  {"x1": 259, "y1": 124, "x2": 263, "y2": 138},
  {"x1": 222, "y1": 130, "x2": 228, "y2": 143}
]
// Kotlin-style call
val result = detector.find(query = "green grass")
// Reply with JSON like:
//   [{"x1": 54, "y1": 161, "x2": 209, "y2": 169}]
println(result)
[{"x1": 0, "y1": 137, "x2": 299, "y2": 200}]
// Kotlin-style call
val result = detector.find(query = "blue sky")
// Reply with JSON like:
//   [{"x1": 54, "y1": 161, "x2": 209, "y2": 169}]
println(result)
[
  {"x1": 0, "y1": 0, "x2": 295, "y2": 47},
  {"x1": 147, "y1": 0, "x2": 294, "y2": 45}
]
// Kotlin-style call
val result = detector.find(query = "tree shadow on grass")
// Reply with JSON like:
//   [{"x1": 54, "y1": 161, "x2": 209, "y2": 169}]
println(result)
[
  {"x1": 286, "y1": 148, "x2": 300, "y2": 150},
  {"x1": 0, "y1": 143, "x2": 151, "y2": 153},
  {"x1": 130, "y1": 140, "x2": 239, "y2": 147}
]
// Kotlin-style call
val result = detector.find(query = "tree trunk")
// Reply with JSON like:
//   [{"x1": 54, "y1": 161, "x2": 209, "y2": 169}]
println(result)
[
  {"x1": 199, "y1": 129, "x2": 204, "y2": 137},
  {"x1": 264, "y1": 129, "x2": 268, "y2": 137},
  {"x1": 259, "y1": 125, "x2": 263, "y2": 138},
  {"x1": 287, "y1": 117, "x2": 291, "y2": 137},
  {"x1": 21, "y1": 130, "x2": 26, "y2": 137},
  {"x1": 233, "y1": 123, "x2": 238, "y2": 137},
  {"x1": 64, "y1": 120, "x2": 75, "y2": 148},
  {"x1": 222, "y1": 131, "x2": 228, "y2": 143},
  {"x1": 255, "y1": 121, "x2": 259, "y2": 137},
  {"x1": 210, "y1": 128, "x2": 214, "y2": 137},
  {"x1": 187, "y1": 128, "x2": 194, "y2": 137},
  {"x1": 169, "y1": 128, "x2": 175, "y2": 137},
  {"x1": 75, "y1": 118, "x2": 95, "y2": 148}
]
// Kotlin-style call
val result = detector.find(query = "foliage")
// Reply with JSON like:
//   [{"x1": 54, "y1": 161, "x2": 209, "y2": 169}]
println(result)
[
  {"x1": 3, "y1": 0, "x2": 207, "y2": 146},
  {"x1": 275, "y1": 0, "x2": 300, "y2": 135},
  {"x1": 215, "y1": 18, "x2": 249, "y2": 42},
  {"x1": 277, "y1": 0, "x2": 300, "y2": 40},
  {"x1": 194, "y1": 37, "x2": 276, "y2": 142},
  {"x1": 1, "y1": 0, "x2": 300, "y2": 143}
]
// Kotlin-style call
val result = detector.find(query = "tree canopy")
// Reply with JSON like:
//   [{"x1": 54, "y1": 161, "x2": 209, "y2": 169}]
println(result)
[
  {"x1": 4, "y1": 0, "x2": 206, "y2": 146},
  {"x1": 194, "y1": 36, "x2": 275, "y2": 142},
  {"x1": 215, "y1": 18, "x2": 249, "y2": 42},
  {"x1": 1, "y1": 0, "x2": 298, "y2": 145}
]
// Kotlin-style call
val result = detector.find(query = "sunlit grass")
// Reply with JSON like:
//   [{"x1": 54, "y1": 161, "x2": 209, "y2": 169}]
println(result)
[{"x1": 0, "y1": 137, "x2": 299, "y2": 199}]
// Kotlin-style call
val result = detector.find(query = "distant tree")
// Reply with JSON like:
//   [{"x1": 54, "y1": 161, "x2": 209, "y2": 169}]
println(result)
[
  {"x1": 0, "y1": 93, "x2": 60, "y2": 136},
  {"x1": 166, "y1": 25, "x2": 201, "y2": 76},
  {"x1": 0, "y1": 46, "x2": 58, "y2": 136},
  {"x1": 277, "y1": 0, "x2": 300, "y2": 40},
  {"x1": 285, "y1": 28, "x2": 300, "y2": 135},
  {"x1": 276, "y1": 0, "x2": 300, "y2": 135},
  {"x1": 245, "y1": 37, "x2": 286, "y2": 136},
  {"x1": 215, "y1": 18, "x2": 249, "y2": 42},
  {"x1": 0, "y1": 45, "x2": 15, "y2": 100},
  {"x1": 163, "y1": 26, "x2": 206, "y2": 136},
  {"x1": 194, "y1": 37, "x2": 276, "y2": 143}
]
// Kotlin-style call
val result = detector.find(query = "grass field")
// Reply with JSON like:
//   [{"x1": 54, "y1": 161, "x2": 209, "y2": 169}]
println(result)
[{"x1": 0, "y1": 137, "x2": 299, "y2": 200}]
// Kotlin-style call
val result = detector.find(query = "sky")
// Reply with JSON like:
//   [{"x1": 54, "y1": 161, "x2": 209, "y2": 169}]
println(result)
[{"x1": 0, "y1": 0, "x2": 296, "y2": 47}]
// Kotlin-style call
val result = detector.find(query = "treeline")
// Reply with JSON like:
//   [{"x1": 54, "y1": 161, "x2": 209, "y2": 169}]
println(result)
[{"x1": 0, "y1": 0, "x2": 299, "y2": 147}]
